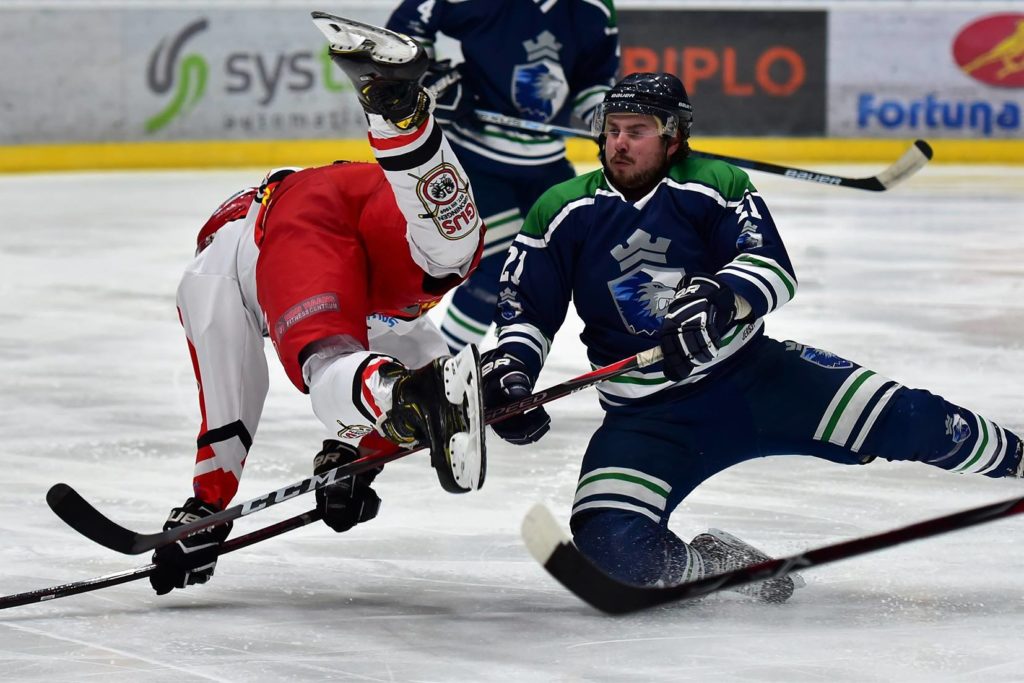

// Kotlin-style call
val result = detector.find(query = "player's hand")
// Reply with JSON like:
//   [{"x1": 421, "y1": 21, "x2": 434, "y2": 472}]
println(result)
[
  {"x1": 658, "y1": 274, "x2": 737, "y2": 381},
  {"x1": 313, "y1": 440, "x2": 382, "y2": 533},
  {"x1": 480, "y1": 350, "x2": 550, "y2": 445},
  {"x1": 150, "y1": 498, "x2": 232, "y2": 595}
]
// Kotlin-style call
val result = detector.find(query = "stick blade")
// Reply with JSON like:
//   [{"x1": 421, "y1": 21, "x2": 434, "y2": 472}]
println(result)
[
  {"x1": 521, "y1": 504, "x2": 659, "y2": 615},
  {"x1": 872, "y1": 139, "x2": 933, "y2": 190},
  {"x1": 46, "y1": 483, "x2": 147, "y2": 555}
]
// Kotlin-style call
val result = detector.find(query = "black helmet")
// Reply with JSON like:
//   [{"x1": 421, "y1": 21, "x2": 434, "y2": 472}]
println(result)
[{"x1": 592, "y1": 72, "x2": 693, "y2": 139}]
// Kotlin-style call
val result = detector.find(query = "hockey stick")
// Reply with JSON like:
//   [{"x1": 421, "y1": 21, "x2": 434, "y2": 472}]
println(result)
[
  {"x1": 47, "y1": 347, "x2": 665, "y2": 555},
  {"x1": 474, "y1": 110, "x2": 933, "y2": 192},
  {"x1": 522, "y1": 494, "x2": 1024, "y2": 615},
  {"x1": 0, "y1": 508, "x2": 321, "y2": 610}
]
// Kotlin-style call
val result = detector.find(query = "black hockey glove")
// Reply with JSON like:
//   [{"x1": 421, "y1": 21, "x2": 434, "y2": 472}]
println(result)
[
  {"x1": 421, "y1": 59, "x2": 475, "y2": 127},
  {"x1": 480, "y1": 349, "x2": 550, "y2": 445},
  {"x1": 313, "y1": 440, "x2": 382, "y2": 533},
  {"x1": 149, "y1": 497, "x2": 232, "y2": 596},
  {"x1": 659, "y1": 274, "x2": 738, "y2": 381}
]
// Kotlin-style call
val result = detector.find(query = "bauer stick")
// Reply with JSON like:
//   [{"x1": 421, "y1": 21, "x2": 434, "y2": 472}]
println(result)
[{"x1": 474, "y1": 110, "x2": 933, "y2": 192}]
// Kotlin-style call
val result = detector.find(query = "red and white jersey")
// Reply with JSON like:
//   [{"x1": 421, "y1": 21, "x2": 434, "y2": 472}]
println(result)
[{"x1": 177, "y1": 114, "x2": 484, "y2": 508}]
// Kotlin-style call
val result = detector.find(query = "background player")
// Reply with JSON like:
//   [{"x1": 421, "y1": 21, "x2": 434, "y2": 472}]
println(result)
[{"x1": 387, "y1": 0, "x2": 620, "y2": 352}]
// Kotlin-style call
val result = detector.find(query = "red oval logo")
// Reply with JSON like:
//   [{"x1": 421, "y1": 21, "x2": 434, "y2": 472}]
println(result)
[{"x1": 952, "y1": 13, "x2": 1024, "y2": 88}]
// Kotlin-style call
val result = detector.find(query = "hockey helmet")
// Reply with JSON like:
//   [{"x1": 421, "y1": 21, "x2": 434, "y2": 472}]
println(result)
[{"x1": 592, "y1": 72, "x2": 693, "y2": 139}]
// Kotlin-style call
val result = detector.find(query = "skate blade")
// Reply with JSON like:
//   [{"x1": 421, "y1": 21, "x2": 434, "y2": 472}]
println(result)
[
  {"x1": 311, "y1": 12, "x2": 419, "y2": 64},
  {"x1": 442, "y1": 345, "x2": 486, "y2": 491}
]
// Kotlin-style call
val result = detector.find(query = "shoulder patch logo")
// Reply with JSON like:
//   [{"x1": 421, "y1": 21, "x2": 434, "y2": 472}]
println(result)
[
  {"x1": 798, "y1": 346, "x2": 854, "y2": 369},
  {"x1": 415, "y1": 162, "x2": 479, "y2": 240}
]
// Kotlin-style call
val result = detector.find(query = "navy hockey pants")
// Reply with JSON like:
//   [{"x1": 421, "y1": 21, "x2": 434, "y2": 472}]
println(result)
[
  {"x1": 570, "y1": 336, "x2": 1023, "y2": 586},
  {"x1": 438, "y1": 155, "x2": 574, "y2": 351}
]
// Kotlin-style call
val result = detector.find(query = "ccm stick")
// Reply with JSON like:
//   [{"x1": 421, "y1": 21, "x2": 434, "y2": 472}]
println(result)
[
  {"x1": 474, "y1": 110, "x2": 933, "y2": 192},
  {"x1": 47, "y1": 347, "x2": 664, "y2": 556},
  {"x1": 522, "y1": 495, "x2": 1024, "y2": 615},
  {"x1": 0, "y1": 510, "x2": 322, "y2": 610}
]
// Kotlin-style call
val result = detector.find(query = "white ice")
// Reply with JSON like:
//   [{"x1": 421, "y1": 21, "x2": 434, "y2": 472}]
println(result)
[{"x1": 0, "y1": 162, "x2": 1022, "y2": 682}]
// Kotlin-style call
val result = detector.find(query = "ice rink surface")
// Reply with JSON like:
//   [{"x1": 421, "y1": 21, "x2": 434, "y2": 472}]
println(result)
[{"x1": 0, "y1": 161, "x2": 1022, "y2": 682}]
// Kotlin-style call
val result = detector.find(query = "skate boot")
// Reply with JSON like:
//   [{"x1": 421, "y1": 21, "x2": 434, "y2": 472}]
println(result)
[
  {"x1": 378, "y1": 345, "x2": 485, "y2": 493},
  {"x1": 311, "y1": 12, "x2": 432, "y2": 130},
  {"x1": 690, "y1": 529, "x2": 803, "y2": 603}
]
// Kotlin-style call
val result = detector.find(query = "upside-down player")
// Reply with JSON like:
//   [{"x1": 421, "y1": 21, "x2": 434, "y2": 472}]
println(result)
[{"x1": 149, "y1": 16, "x2": 487, "y2": 596}]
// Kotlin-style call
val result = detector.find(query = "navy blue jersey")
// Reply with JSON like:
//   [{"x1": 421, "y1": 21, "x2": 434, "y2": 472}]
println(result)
[
  {"x1": 494, "y1": 157, "x2": 798, "y2": 407},
  {"x1": 387, "y1": 0, "x2": 619, "y2": 167}
]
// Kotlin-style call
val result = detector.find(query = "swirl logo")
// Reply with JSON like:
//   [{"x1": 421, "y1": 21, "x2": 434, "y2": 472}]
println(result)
[
  {"x1": 953, "y1": 13, "x2": 1024, "y2": 88},
  {"x1": 146, "y1": 19, "x2": 209, "y2": 133}
]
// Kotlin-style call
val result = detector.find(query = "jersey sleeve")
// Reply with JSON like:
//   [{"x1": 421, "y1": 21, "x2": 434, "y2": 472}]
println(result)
[
  {"x1": 569, "y1": 0, "x2": 620, "y2": 125},
  {"x1": 705, "y1": 166, "x2": 798, "y2": 320},
  {"x1": 492, "y1": 187, "x2": 579, "y2": 381}
]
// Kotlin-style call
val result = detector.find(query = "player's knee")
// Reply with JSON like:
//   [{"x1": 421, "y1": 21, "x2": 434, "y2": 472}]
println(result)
[
  {"x1": 870, "y1": 389, "x2": 1017, "y2": 474},
  {"x1": 570, "y1": 508, "x2": 675, "y2": 586}
]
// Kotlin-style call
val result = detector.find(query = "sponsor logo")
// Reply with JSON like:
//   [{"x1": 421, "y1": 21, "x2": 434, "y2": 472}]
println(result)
[
  {"x1": 783, "y1": 170, "x2": 841, "y2": 185},
  {"x1": 335, "y1": 422, "x2": 374, "y2": 440},
  {"x1": 146, "y1": 19, "x2": 209, "y2": 133},
  {"x1": 625, "y1": 45, "x2": 806, "y2": 98},
  {"x1": 953, "y1": 14, "x2": 1024, "y2": 88},
  {"x1": 414, "y1": 163, "x2": 479, "y2": 240},
  {"x1": 144, "y1": 17, "x2": 365, "y2": 135},
  {"x1": 797, "y1": 345, "x2": 854, "y2": 369},
  {"x1": 368, "y1": 312, "x2": 399, "y2": 328},
  {"x1": 617, "y1": 10, "x2": 826, "y2": 135},
  {"x1": 274, "y1": 292, "x2": 340, "y2": 339},
  {"x1": 857, "y1": 93, "x2": 1020, "y2": 136}
]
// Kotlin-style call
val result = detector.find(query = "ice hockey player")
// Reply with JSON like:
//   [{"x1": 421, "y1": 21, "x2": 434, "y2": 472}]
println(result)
[
  {"x1": 149, "y1": 16, "x2": 487, "y2": 596},
  {"x1": 386, "y1": 0, "x2": 619, "y2": 352},
  {"x1": 480, "y1": 72, "x2": 1024, "y2": 602}
]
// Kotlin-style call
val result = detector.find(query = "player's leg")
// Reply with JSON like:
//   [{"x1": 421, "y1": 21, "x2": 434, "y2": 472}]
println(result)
[
  {"x1": 177, "y1": 217, "x2": 269, "y2": 510},
  {"x1": 752, "y1": 339, "x2": 1023, "y2": 479},
  {"x1": 569, "y1": 403, "x2": 796, "y2": 602}
]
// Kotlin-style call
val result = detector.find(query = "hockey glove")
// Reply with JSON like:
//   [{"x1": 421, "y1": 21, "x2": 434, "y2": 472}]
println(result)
[
  {"x1": 421, "y1": 59, "x2": 475, "y2": 127},
  {"x1": 659, "y1": 274, "x2": 737, "y2": 381},
  {"x1": 480, "y1": 349, "x2": 550, "y2": 445},
  {"x1": 313, "y1": 439, "x2": 382, "y2": 533},
  {"x1": 149, "y1": 497, "x2": 233, "y2": 596}
]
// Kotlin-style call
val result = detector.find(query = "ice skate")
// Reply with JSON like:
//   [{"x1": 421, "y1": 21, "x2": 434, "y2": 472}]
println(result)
[
  {"x1": 379, "y1": 344, "x2": 486, "y2": 493},
  {"x1": 311, "y1": 12, "x2": 431, "y2": 130},
  {"x1": 691, "y1": 529, "x2": 803, "y2": 603}
]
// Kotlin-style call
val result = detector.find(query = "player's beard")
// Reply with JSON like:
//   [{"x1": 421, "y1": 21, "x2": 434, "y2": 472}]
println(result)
[{"x1": 604, "y1": 146, "x2": 672, "y2": 199}]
